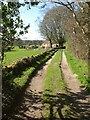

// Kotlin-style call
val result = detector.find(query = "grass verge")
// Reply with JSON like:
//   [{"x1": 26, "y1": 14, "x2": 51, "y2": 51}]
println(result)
[
  {"x1": 3, "y1": 49, "x2": 57, "y2": 118},
  {"x1": 65, "y1": 50, "x2": 90, "y2": 91},
  {"x1": 13, "y1": 53, "x2": 53, "y2": 88}
]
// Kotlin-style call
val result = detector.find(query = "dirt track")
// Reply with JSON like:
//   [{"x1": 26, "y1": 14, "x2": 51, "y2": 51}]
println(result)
[
  {"x1": 61, "y1": 51, "x2": 90, "y2": 120},
  {"x1": 4, "y1": 50, "x2": 90, "y2": 120},
  {"x1": 61, "y1": 51, "x2": 81, "y2": 93},
  {"x1": 8, "y1": 52, "x2": 57, "y2": 120}
]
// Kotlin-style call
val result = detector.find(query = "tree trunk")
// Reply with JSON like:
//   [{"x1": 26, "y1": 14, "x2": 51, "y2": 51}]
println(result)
[{"x1": 49, "y1": 39, "x2": 52, "y2": 48}]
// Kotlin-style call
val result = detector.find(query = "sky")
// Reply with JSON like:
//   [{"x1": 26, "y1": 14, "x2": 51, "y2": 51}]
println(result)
[
  {"x1": 19, "y1": 2, "x2": 58, "y2": 40},
  {"x1": 18, "y1": 1, "x2": 79, "y2": 41}
]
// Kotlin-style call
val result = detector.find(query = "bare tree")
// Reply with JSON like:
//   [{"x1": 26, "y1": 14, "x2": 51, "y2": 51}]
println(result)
[
  {"x1": 39, "y1": 6, "x2": 66, "y2": 48},
  {"x1": 40, "y1": 18, "x2": 53, "y2": 48}
]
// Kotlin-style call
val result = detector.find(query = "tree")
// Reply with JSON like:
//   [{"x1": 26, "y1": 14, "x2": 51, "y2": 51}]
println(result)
[
  {"x1": 39, "y1": 0, "x2": 89, "y2": 59},
  {"x1": 39, "y1": 6, "x2": 66, "y2": 48},
  {"x1": 40, "y1": 17, "x2": 53, "y2": 48},
  {"x1": 47, "y1": 7, "x2": 66, "y2": 47},
  {"x1": 53, "y1": 1, "x2": 90, "y2": 59},
  {"x1": 1, "y1": 2, "x2": 30, "y2": 61}
]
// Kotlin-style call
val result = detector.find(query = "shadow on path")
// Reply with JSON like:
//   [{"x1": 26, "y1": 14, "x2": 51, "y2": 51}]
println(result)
[
  {"x1": 3, "y1": 88, "x2": 90, "y2": 120},
  {"x1": 42, "y1": 89, "x2": 90, "y2": 120},
  {"x1": 2, "y1": 51, "x2": 90, "y2": 120}
]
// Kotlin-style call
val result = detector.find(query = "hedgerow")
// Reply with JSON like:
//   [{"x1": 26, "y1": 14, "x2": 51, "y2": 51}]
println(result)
[{"x1": 2, "y1": 48, "x2": 58, "y2": 118}]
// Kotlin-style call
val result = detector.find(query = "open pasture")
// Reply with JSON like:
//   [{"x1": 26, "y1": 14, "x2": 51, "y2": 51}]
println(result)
[{"x1": 3, "y1": 46, "x2": 45, "y2": 66}]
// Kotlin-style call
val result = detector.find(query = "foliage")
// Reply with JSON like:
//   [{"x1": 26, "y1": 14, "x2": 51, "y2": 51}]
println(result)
[
  {"x1": 55, "y1": 1, "x2": 89, "y2": 60},
  {"x1": 1, "y1": 2, "x2": 30, "y2": 60},
  {"x1": 40, "y1": 1, "x2": 90, "y2": 60}
]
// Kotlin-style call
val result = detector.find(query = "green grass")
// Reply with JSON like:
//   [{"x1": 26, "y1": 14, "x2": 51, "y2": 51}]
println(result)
[
  {"x1": 65, "y1": 50, "x2": 89, "y2": 90},
  {"x1": 42, "y1": 50, "x2": 66, "y2": 119},
  {"x1": 44, "y1": 50, "x2": 65, "y2": 94},
  {"x1": 3, "y1": 46, "x2": 45, "y2": 66},
  {"x1": 3, "y1": 50, "x2": 56, "y2": 91},
  {"x1": 12, "y1": 51, "x2": 55, "y2": 89},
  {"x1": 13, "y1": 55, "x2": 50, "y2": 88},
  {"x1": 3, "y1": 49, "x2": 56, "y2": 114},
  {"x1": 13, "y1": 67, "x2": 35, "y2": 88}
]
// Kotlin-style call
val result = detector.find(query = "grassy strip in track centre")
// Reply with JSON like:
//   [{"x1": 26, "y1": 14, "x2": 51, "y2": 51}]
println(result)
[
  {"x1": 3, "y1": 46, "x2": 45, "y2": 66},
  {"x1": 44, "y1": 50, "x2": 65, "y2": 94},
  {"x1": 42, "y1": 50, "x2": 68, "y2": 119},
  {"x1": 65, "y1": 50, "x2": 90, "y2": 91}
]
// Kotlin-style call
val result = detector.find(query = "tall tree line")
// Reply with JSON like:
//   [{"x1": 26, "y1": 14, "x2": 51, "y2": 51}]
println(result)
[{"x1": 39, "y1": 1, "x2": 90, "y2": 60}]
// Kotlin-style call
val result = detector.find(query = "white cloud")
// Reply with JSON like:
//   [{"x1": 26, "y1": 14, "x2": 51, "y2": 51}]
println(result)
[{"x1": 21, "y1": 27, "x2": 43, "y2": 40}]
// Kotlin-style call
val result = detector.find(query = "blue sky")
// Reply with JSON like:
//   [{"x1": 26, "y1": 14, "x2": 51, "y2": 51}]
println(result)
[{"x1": 19, "y1": 2, "x2": 58, "y2": 40}]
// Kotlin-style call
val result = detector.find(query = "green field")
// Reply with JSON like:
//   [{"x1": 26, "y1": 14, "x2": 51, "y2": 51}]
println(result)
[
  {"x1": 3, "y1": 46, "x2": 45, "y2": 66},
  {"x1": 65, "y1": 50, "x2": 89, "y2": 90}
]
